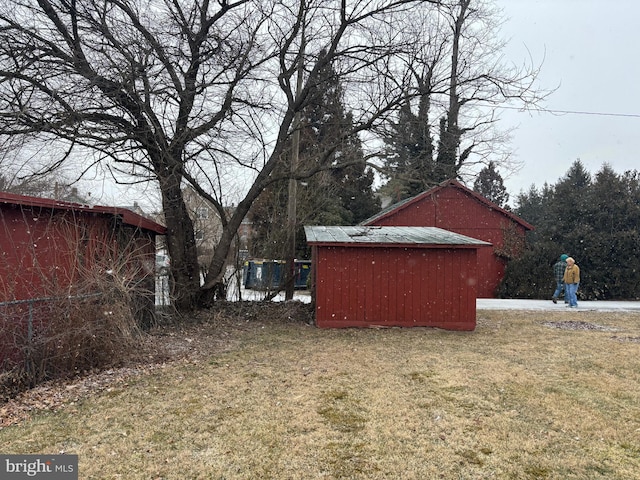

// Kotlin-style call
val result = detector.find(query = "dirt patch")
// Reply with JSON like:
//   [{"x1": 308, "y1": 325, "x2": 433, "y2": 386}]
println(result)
[
  {"x1": 541, "y1": 320, "x2": 640, "y2": 342},
  {"x1": 541, "y1": 320, "x2": 618, "y2": 331}
]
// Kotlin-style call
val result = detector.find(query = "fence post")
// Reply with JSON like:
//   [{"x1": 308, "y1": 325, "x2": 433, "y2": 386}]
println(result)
[{"x1": 27, "y1": 299, "x2": 33, "y2": 343}]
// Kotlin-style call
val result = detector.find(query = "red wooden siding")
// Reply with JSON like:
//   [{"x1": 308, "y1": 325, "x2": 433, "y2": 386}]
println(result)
[
  {"x1": 0, "y1": 203, "x2": 161, "y2": 302},
  {"x1": 364, "y1": 181, "x2": 533, "y2": 297},
  {"x1": 314, "y1": 245, "x2": 478, "y2": 330}
]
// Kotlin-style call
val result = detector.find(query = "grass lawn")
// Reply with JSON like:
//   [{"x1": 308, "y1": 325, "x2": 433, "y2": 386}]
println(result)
[{"x1": 1, "y1": 305, "x2": 639, "y2": 479}]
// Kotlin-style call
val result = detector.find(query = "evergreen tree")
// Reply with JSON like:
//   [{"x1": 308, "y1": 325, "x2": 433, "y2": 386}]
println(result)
[
  {"x1": 514, "y1": 184, "x2": 547, "y2": 231},
  {"x1": 500, "y1": 161, "x2": 640, "y2": 300},
  {"x1": 551, "y1": 159, "x2": 592, "y2": 223},
  {"x1": 248, "y1": 56, "x2": 379, "y2": 260},
  {"x1": 249, "y1": 181, "x2": 289, "y2": 260},
  {"x1": 582, "y1": 165, "x2": 640, "y2": 298},
  {"x1": 381, "y1": 98, "x2": 437, "y2": 201},
  {"x1": 473, "y1": 161, "x2": 509, "y2": 208}
]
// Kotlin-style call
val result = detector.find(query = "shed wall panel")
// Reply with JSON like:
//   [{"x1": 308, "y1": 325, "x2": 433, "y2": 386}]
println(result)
[
  {"x1": 315, "y1": 246, "x2": 477, "y2": 330},
  {"x1": 1, "y1": 206, "x2": 156, "y2": 303}
]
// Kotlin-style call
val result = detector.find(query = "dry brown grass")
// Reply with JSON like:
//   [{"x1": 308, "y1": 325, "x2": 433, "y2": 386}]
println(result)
[{"x1": 1, "y1": 305, "x2": 640, "y2": 479}]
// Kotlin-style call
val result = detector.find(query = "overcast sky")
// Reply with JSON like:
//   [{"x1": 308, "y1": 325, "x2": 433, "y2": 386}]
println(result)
[{"x1": 494, "y1": 0, "x2": 640, "y2": 202}]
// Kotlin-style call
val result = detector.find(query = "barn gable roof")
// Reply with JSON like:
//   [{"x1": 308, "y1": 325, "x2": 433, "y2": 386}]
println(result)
[
  {"x1": 0, "y1": 191, "x2": 167, "y2": 234},
  {"x1": 361, "y1": 179, "x2": 534, "y2": 231},
  {"x1": 304, "y1": 225, "x2": 491, "y2": 248}
]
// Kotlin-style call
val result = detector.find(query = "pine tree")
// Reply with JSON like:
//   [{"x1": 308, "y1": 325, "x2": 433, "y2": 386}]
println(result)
[
  {"x1": 552, "y1": 159, "x2": 591, "y2": 219},
  {"x1": 248, "y1": 56, "x2": 379, "y2": 259},
  {"x1": 473, "y1": 161, "x2": 509, "y2": 207},
  {"x1": 583, "y1": 164, "x2": 640, "y2": 298},
  {"x1": 381, "y1": 98, "x2": 437, "y2": 201},
  {"x1": 502, "y1": 161, "x2": 640, "y2": 300}
]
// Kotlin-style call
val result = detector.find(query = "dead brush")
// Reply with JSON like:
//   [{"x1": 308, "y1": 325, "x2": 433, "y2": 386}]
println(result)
[
  {"x1": 24, "y1": 288, "x2": 141, "y2": 385},
  {"x1": 1, "y1": 256, "x2": 152, "y2": 399},
  {"x1": 0, "y1": 203, "x2": 159, "y2": 401}
]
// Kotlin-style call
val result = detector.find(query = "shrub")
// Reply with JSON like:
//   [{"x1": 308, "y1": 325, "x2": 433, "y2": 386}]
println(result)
[{"x1": 1, "y1": 273, "x2": 148, "y2": 401}]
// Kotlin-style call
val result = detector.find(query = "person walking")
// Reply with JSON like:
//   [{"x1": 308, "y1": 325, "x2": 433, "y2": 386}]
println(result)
[
  {"x1": 563, "y1": 257, "x2": 580, "y2": 308},
  {"x1": 552, "y1": 254, "x2": 569, "y2": 304}
]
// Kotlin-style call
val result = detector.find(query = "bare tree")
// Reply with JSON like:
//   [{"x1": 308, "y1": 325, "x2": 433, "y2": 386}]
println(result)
[
  {"x1": 379, "y1": 0, "x2": 549, "y2": 199},
  {"x1": 436, "y1": 0, "x2": 545, "y2": 174},
  {"x1": 0, "y1": 0, "x2": 432, "y2": 310}
]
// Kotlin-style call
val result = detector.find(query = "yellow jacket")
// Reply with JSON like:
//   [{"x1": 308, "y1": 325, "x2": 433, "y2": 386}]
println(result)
[{"x1": 564, "y1": 264, "x2": 580, "y2": 284}]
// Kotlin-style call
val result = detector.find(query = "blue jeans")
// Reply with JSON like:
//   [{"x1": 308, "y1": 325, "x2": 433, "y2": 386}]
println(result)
[
  {"x1": 553, "y1": 281, "x2": 565, "y2": 300},
  {"x1": 566, "y1": 283, "x2": 579, "y2": 307}
]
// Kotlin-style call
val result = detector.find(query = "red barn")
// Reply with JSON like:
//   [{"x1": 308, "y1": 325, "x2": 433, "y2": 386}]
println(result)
[
  {"x1": 363, "y1": 180, "x2": 533, "y2": 298},
  {"x1": 304, "y1": 226, "x2": 491, "y2": 331},
  {"x1": 0, "y1": 192, "x2": 166, "y2": 366}
]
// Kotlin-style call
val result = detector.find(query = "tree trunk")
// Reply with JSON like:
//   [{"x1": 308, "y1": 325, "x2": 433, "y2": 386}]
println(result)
[
  {"x1": 159, "y1": 173, "x2": 201, "y2": 311},
  {"x1": 436, "y1": 0, "x2": 468, "y2": 179},
  {"x1": 198, "y1": 204, "x2": 245, "y2": 307}
]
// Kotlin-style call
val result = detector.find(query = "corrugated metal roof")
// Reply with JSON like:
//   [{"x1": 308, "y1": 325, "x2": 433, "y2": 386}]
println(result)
[{"x1": 304, "y1": 225, "x2": 491, "y2": 246}]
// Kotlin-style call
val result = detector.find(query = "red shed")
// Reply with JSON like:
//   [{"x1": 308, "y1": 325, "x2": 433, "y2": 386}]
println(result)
[
  {"x1": 0, "y1": 192, "x2": 166, "y2": 302},
  {"x1": 0, "y1": 192, "x2": 166, "y2": 365},
  {"x1": 362, "y1": 180, "x2": 533, "y2": 298},
  {"x1": 304, "y1": 226, "x2": 491, "y2": 331}
]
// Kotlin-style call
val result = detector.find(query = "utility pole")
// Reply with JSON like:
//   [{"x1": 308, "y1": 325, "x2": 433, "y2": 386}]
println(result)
[{"x1": 285, "y1": 13, "x2": 305, "y2": 301}]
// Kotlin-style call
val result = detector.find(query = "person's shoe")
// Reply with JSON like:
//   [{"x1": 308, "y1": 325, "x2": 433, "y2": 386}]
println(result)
[{"x1": 552, "y1": 297, "x2": 557, "y2": 304}]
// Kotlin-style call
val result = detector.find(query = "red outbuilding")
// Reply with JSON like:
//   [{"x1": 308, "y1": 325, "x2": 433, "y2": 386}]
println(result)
[
  {"x1": 304, "y1": 225, "x2": 491, "y2": 331},
  {"x1": 0, "y1": 192, "x2": 166, "y2": 366},
  {"x1": 362, "y1": 179, "x2": 534, "y2": 298}
]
